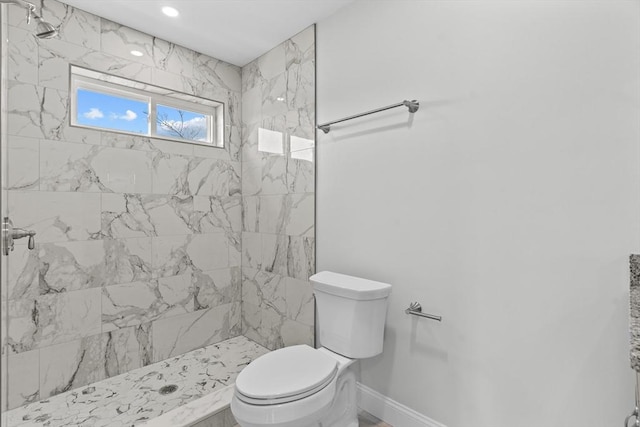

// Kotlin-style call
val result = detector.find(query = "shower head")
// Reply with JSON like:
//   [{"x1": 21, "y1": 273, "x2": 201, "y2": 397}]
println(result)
[
  {"x1": 26, "y1": 3, "x2": 58, "y2": 39},
  {"x1": 0, "y1": 0, "x2": 58, "y2": 39},
  {"x1": 32, "y1": 13, "x2": 57, "y2": 39}
]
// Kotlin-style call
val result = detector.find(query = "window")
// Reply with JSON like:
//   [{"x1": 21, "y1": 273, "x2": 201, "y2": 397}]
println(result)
[
  {"x1": 70, "y1": 66, "x2": 224, "y2": 147},
  {"x1": 156, "y1": 104, "x2": 208, "y2": 142},
  {"x1": 76, "y1": 89, "x2": 148, "y2": 134}
]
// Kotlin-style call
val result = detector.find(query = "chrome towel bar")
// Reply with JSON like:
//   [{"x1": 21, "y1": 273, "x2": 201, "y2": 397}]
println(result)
[
  {"x1": 405, "y1": 302, "x2": 442, "y2": 322},
  {"x1": 317, "y1": 99, "x2": 419, "y2": 134}
]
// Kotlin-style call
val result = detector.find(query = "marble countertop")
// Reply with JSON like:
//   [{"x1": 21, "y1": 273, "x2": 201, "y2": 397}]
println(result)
[
  {"x1": 631, "y1": 255, "x2": 640, "y2": 372},
  {"x1": 6, "y1": 336, "x2": 269, "y2": 427}
]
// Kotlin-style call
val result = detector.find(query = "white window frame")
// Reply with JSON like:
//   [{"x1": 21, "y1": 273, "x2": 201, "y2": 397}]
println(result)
[{"x1": 70, "y1": 65, "x2": 224, "y2": 148}]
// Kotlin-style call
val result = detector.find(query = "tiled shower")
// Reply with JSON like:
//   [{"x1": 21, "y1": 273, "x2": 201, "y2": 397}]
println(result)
[{"x1": 1, "y1": 0, "x2": 315, "y2": 412}]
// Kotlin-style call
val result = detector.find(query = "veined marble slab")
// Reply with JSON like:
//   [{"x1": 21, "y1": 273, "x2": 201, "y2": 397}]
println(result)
[
  {"x1": 630, "y1": 254, "x2": 640, "y2": 371},
  {"x1": 144, "y1": 386, "x2": 235, "y2": 427},
  {"x1": 6, "y1": 336, "x2": 269, "y2": 427}
]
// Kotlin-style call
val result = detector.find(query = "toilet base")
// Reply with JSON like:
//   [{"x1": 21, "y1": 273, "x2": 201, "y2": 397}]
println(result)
[{"x1": 319, "y1": 368, "x2": 358, "y2": 427}]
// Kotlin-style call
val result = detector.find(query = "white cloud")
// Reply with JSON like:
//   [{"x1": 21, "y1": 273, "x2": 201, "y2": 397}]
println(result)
[
  {"x1": 122, "y1": 110, "x2": 137, "y2": 121},
  {"x1": 161, "y1": 116, "x2": 206, "y2": 129},
  {"x1": 110, "y1": 110, "x2": 138, "y2": 121},
  {"x1": 83, "y1": 108, "x2": 104, "y2": 119},
  {"x1": 159, "y1": 116, "x2": 207, "y2": 140}
]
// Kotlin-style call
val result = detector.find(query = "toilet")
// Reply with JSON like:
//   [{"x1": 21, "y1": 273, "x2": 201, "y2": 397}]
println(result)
[{"x1": 231, "y1": 271, "x2": 392, "y2": 427}]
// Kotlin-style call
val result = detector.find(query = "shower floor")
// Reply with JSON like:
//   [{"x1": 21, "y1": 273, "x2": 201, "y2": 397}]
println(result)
[{"x1": 5, "y1": 336, "x2": 269, "y2": 427}]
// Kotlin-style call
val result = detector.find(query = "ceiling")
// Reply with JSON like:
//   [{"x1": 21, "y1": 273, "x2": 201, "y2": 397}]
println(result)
[{"x1": 58, "y1": 0, "x2": 355, "y2": 67}]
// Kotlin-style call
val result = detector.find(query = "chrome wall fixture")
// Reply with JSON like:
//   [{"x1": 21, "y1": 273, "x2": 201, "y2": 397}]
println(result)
[
  {"x1": 0, "y1": 0, "x2": 58, "y2": 39},
  {"x1": 625, "y1": 372, "x2": 640, "y2": 427},
  {"x1": 405, "y1": 302, "x2": 442, "y2": 322},
  {"x1": 2, "y1": 217, "x2": 36, "y2": 256},
  {"x1": 317, "y1": 99, "x2": 419, "y2": 134}
]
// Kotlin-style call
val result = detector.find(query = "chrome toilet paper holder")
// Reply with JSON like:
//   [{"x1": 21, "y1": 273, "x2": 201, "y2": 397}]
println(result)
[{"x1": 405, "y1": 302, "x2": 442, "y2": 322}]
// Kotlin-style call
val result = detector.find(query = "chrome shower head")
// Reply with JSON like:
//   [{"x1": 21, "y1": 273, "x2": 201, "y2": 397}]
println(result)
[
  {"x1": 33, "y1": 14, "x2": 57, "y2": 39},
  {"x1": 26, "y1": 3, "x2": 58, "y2": 39},
  {"x1": 0, "y1": 0, "x2": 58, "y2": 39}
]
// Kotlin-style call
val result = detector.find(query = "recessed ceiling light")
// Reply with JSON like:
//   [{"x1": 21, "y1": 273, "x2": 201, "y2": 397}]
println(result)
[
  {"x1": 130, "y1": 50, "x2": 144, "y2": 57},
  {"x1": 162, "y1": 6, "x2": 179, "y2": 17}
]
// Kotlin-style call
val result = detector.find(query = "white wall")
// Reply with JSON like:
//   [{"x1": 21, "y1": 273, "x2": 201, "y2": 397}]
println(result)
[{"x1": 316, "y1": 1, "x2": 640, "y2": 426}]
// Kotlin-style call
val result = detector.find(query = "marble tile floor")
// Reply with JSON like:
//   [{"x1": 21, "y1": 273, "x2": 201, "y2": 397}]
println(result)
[{"x1": 5, "y1": 336, "x2": 269, "y2": 427}]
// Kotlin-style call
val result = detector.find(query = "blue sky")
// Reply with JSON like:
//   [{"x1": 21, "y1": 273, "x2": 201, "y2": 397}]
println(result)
[
  {"x1": 77, "y1": 89, "x2": 148, "y2": 133},
  {"x1": 77, "y1": 89, "x2": 207, "y2": 141}
]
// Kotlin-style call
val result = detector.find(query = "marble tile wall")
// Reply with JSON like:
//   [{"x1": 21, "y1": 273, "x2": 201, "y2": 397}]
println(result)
[
  {"x1": 3, "y1": 0, "x2": 243, "y2": 410},
  {"x1": 240, "y1": 26, "x2": 316, "y2": 350}
]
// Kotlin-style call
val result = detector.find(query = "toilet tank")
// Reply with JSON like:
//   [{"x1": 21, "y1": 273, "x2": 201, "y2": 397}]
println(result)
[{"x1": 311, "y1": 271, "x2": 391, "y2": 359}]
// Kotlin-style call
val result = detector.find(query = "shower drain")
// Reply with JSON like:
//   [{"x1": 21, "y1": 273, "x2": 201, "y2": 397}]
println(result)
[{"x1": 159, "y1": 384, "x2": 178, "y2": 395}]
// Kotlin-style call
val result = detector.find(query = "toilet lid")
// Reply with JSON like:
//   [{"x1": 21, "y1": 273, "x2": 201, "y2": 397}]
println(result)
[{"x1": 235, "y1": 345, "x2": 338, "y2": 402}]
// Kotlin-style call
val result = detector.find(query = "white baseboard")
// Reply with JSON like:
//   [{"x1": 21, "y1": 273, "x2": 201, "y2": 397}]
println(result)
[{"x1": 356, "y1": 383, "x2": 446, "y2": 427}]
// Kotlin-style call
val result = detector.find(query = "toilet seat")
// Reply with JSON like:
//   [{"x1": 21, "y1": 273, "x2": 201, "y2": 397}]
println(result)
[{"x1": 235, "y1": 345, "x2": 338, "y2": 405}]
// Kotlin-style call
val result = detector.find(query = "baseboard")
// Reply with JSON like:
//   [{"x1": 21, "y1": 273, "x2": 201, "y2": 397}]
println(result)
[{"x1": 356, "y1": 383, "x2": 446, "y2": 427}]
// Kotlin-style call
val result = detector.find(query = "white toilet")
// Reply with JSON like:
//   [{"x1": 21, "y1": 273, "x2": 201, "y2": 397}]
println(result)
[{"x1": 231, "y1": 271, "x2": 392, "y2": 427}]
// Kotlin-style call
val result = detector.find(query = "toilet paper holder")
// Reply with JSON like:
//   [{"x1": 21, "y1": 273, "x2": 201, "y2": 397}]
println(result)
[{"x1": 405, "y1": 302, "x2": 442, "y2": 322}]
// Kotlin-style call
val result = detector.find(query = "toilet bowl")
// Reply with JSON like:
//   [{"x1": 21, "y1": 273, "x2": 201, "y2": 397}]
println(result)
[
  {"x1": 231, "y1": 271, "x2": 391, "y2": 427},
  {"x1": 231, "y1": 346, "x2": 356, "y2": 427}
]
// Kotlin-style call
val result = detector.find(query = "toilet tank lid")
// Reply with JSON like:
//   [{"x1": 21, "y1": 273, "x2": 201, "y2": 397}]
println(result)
[{"x1": 310, "y1": 271, "x2": 392, "y2": 300}]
